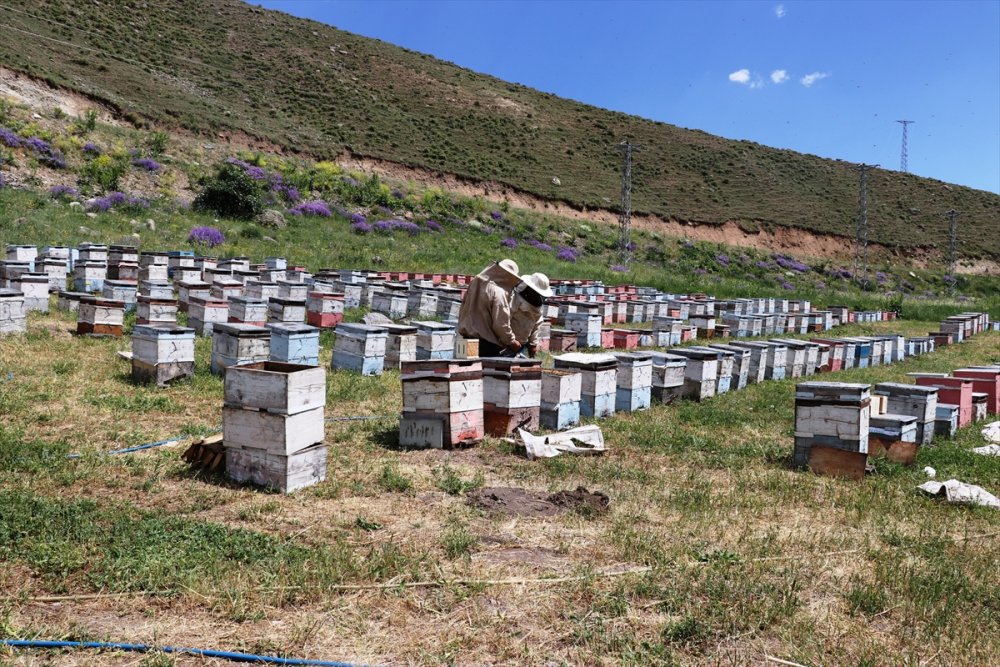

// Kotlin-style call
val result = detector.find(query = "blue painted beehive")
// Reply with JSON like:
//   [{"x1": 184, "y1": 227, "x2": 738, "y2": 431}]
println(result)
[{"x1": 268, "y1": 322, "x2": 321, "y2": 366}]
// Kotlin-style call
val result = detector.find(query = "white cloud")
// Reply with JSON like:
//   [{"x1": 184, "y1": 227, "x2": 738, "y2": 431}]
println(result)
[
  {"x1": 775, "y1": 4, "x2": 786, "y2": 18},
  {"x1": 728, "y1": 69, "x2": 751, "y2": 84},
  {"x1": 771, "y1": 69, "x2": 789, "y2": 84},
  {"x1": 801, "y1": 71, "x2": 830, "y2": 87}
]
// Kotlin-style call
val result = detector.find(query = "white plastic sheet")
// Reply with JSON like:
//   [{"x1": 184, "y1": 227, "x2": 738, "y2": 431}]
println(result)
[
  {"x1": 981, "y1": 421, "x2": 1000, "y2": 444},
  {"x1": 918, "y1": 479, "x2": 1000, "y2": 510},
  {"x1": 517, "y1": 425, "x2": 605, "y2": 460}
]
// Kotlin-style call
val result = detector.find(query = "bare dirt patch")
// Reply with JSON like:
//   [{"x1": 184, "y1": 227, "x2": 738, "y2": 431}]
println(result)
[{"x1": 467, "y1": 486, "x2": 610, "y2": 517}]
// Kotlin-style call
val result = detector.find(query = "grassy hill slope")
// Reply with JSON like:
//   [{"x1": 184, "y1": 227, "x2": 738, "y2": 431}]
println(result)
[{"x1": 1, "y1": 0, "x2": 998, "y2": 258}]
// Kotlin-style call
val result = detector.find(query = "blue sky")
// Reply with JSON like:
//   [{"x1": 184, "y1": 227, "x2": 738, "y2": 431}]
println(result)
[{"x1": 255, "y1": 1, "x2": 1000, "y2": 194}]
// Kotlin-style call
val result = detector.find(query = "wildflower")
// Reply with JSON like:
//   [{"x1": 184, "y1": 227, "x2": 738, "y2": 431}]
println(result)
[
  {"x1": 716, "y1": 254, "x2": 730, "y2": 266},
  {"x1": 0, "y1": 127, "x2": 22, "y2": 148},
  {"x1": 342, "y1": 176, "x2": 359, "y2": 187},
  {"x1": 287, "y1": 201, "x2": 332, "y2": 217},
  {"x1": 490, "y1": 210, "x2": 503, "y2": 221},
  {"x1": 610, "y1": 264, "x2": 628, "y2": 273},
  {"x1": 351, "y1": 221, "x2": 372, "y2": 234},
  {"x1": 774, "y1": 254, "x2": 809, "y2": 272},
  {"x1": 82, "y1": 142, "x2": 102, "y2": 155},
  {"x1": 781, "y1": 281, "x2": 795, "y2": 290},
  {"x1": 756, "y1": 261, "x2": 771, "y2": 270},
  {"x1": 526, "y1": 239, "x2": 553, "y2": 252},
  {"x1": 187, "y1": 226, "x2": 225, "y2": 248},
  {"x1": 49, "y1": 184, "x2": 79, "y2": 199},
  {"x1": 425, "y1": 219, "x2": 442, "y2": 232},
  {"x1": 350, "y1": 212, "x2": 367, "y2": 225},
  {"x1": 501, "y1": 237, "x2": 518, "y2": 249},
  {"x1": 556, "y1": 247, "x2": 578, "y2": 263},
  {"x1": 815, "y1": 281, "x2": 827, "y2": 290},
  {"x1": 132, "y1": 157, "x2": 161, "y2": 172},
  {"x1": 693, "y1": 268, "x2": 707, "y2": 276}
]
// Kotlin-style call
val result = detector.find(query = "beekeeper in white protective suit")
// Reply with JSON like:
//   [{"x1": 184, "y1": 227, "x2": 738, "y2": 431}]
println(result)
[{"x1": 509, "y1": 272, "x2": 552, "y2": 358}]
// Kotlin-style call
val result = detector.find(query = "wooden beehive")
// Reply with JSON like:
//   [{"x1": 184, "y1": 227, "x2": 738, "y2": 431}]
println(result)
[
  {"x1": 76, "y1": 296, "x2": 124, "y2": 336},
  {"x1": 554, "y1": 353, "x2": 618, "y2": 418},
  {"x1": 267, "y1": 323, "x2": 320, "y2": 366},
  {"x1": 305, "y1": 291, "x2": 345, "y2": 328},
  {"x1": 614, "y1": 353, "x2": 652, "y2": 412},
  {"x1": 709, "y1": 344, "x2": 751, "y2": 391},
  {"x1": 934, "y1": 404, "x2": 959, "y2": 438},
  {"x1": 564, "y1": 312, "x2": 603, "y2": 348},
  {"x1": 187, "y1": 295, "x2": 230, "y2": 336},
  {"x1": 952, "y1": 368, "x2": 1000, "y2": 415},
  {"x1": 915, "y1": 377, "x2": 973, "y2": 427},
  {"x1": 793, "y1": 382, "x2": 871, "y2": 472},
  {"x1": 267, "y1": 297, "x2": 306, "y2": 324},
  {"x1": 72, "y1": 261, "x2": 107, "y2": 293},
  {"x1": 131, "y1": 324, "x2": 195, "y2": 386},
  {"x1": 101, "y1": 279, "x2": 137, "y2": 311},
  {"x1": 0, "y1": 289, "x2": 27, "y2": 336},
  {"x1": 481, "y1": 358, "x2": 543, "y2": 435},
  {"x1": 873, "y1": 383, "x2": 938, "y2": 446},
  {"x1": 333, "y1": 323, "x2": 388, "y2": 375},
  {"x1": 211, "y1": 323, "x2": 271, "y2": 375},
  {"x1": 209, "y1": 278, "x2": 244, "y2": 302},
  {"x1": 136, "y1": 295, "x2": 178, "y2": 325},
  {"x1": 399, "y1": 359, "x2": 484, "y2": 448},
  {"x1": 372, "y1": 287, "x2": 409, "y2": 319},
  {"x1": 11, "y1": 273, "x2": 50, "y2": 313},
  {"x1": 540, "y1": 369, "x2": 582, "y2": 430},
  {"x1": 667, "y1": 348, "x2": 719, "y2": 401},
  {"x1": 38, "y1": 259, "x2": 69, "y2": 292},
  {"x1": 227, "y1": 296, "x2": 268, "y2": 325},
  {"x1": 413, "y1": 320, "x2": 455, "y2": 361},
  {"x1": 382, "y1": 323, "x2": 418, "y2": 369}
]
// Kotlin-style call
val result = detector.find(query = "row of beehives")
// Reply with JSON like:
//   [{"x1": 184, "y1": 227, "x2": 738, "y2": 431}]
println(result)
[{"x1": 794, "y1": 364, "x2": 999, "y2": 479}]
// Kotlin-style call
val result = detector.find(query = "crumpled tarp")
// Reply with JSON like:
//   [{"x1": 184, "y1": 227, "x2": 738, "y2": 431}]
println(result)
[
  {"x1": 972, "y1": 444, "x2": 1000, "y2": 457},
  {"x1": 981, "y1": 421, "x2": 1000, "y2": 445},
  {"x1": 517, "y1": 425, "x2": 605, "y2": 460},
  {"x1": 918, "y1": 479, "x2": 1000, "y2": 510}
]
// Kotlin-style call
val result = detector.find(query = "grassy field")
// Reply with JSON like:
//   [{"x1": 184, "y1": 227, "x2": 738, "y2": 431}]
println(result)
[
  {"x1": 2, "y1": 0, "x2": 998, "y2": 257},
  {"x1": 1, "y1": 301, "x2": 999, "y2": 666}
]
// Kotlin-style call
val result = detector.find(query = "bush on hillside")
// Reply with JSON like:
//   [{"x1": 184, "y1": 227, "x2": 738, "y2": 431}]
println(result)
[{"x1": 193, "y1": 162, "x2": 264, "y2": 219}]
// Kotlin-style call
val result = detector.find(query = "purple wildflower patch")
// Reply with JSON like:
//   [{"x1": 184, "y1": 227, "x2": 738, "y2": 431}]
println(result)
[
  {"x1": 774, "y1": 254, "x2": 809, "y2": 273},
  {"x1": 0, "y1": 128, "x2": 22, "y2": 148},
  {"x1": 756, "y1": 261, "x2": 771, "y2": 270},
  {"x1": 132, "y1": 157, "x2": 161, "y2": 172},
  {"x1": 425, "y1": 219, "x2": 442, "y2": 232},
  {"x1": 351, "y1": 221, "x2": 372, "y2": 234},
  {"x1": 350, "y1": 213, "x2": 367, "y2": 225},
  {"x1": 83, "y1": 142, "x2": 102, "y2": 155},
  {"x1": 815, "y1": 281, "x2": 827, "y2": 290},
  {"x1": 49, "y1": 184, "x2": 79, "y2": 199},
  {"x1": 610, "y1": 264, "x2": 629, "y2": 273},
  {"x1": 556, "y1": 247, "x2": 578, "y2": 263},
  {"x1": 716, "y1": 254, "x2": 730, "y2": 267},
  {"x1": 501, "y1": 237, "x2": 518, "y2": 249},
  {"x1": 836, "y1": 268, "x2": 853, "y2": 280},
  {"x1": 781, "y1": 281, "x2": 795, "y2": 290},
  {"x1": 942, "y1": 274, "x2": 957, "y2": 285},
  {"x1": 526, "y1": 239, "x2": 553, "y2": 252},
  {"x1": 288, "y1": 201, "x2": 332, "y2": 217},
  {"x1": 490, "y1": 210, "x2": 504, "y2": 221},
  {"x1": 693, "y1": 268, "x2": 707, "y2": 276},
  {"x1": 342, "y1": 176, "x2": 359, "y2": 187},
  {"x1": 188, "y1": 226, "x2": 225, "y2": 248}
]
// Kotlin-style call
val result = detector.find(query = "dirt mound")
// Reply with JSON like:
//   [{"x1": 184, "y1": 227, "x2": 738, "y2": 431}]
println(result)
[{"x1": 467, "y1": 486, "x2": 609, "y2": 517}]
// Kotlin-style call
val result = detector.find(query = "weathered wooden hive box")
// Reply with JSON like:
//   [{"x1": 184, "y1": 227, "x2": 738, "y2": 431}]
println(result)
[
  {"x1": 691, "y1": 346, "x2": 732, "y2": 394},
  {"x1": 667, "y1": 348, "x2": 719, "y2": 401},
  {"x1": 108, "y1": 245, "x2": 138, "y2": 267},
  {"x1": 101, "y1": 279, "x2": 138, "y2": 311},
  {"x1": 599, "y1": 328, "x2": 614, "y2": 349},
  {"x1": 729, "y1": 342, "x2": 768, "y2": 385},
  {"x1": 0, "y1": 289, "x2": 27, "y2": 336},
  {"x1": 564, "y1": 311, "x2": 603, "y2": 348},
  {"x1": 406, "y1": 289, "x2": 439, "y2": 319},
  {"x1": 56, "y1": 291, "x2": 88, "y2": 312},
  {"x1": 436, "y1": 296, "x2": 462, "y2": 321},
  {"x1": 867, "y1": 413, "x2": 919, "y2": 463},
  {"x1": 625, "y1": 301, "x2": 647, "y2": 323},
  {"x1": 793, "y1": 382, "x2": 871, "y2": 477},
  {"x1": 6, "y1": 244, "x2": 37, "y2": 266},
  {"x1": 480, "y1": 358, "x2": 542, "y2": 435},
  {"x1": 209, "y1": 278, "x2": 244, "y2": 302},
  {"x1": 612, "y1": 329, "x2": 640, "y2": 350},
  {"x1": 228, "y1": 296, "x2": 268, "y2": 326},
  {"x1": 652, "y1": 316, "x2": 684, "y2": 347},
  {"x1": 170, "y1": 266, "x2": 201, "y2": 283},
  {"x1": 952, "y1": 368, "x2": 1000, "y2": 415},
  {"x1": 187, "y1": 295, "x2": 230, "y2": 336},
  {"x1": 258, "y1": 268, "x2": 286, "y2": 283},
  {"x1": 217, "y1": 257, "x2": 251, "y2": 273},
  {"x1": 11, "y1": 273, "x2": 50, "y2": 312},
  {"x1": 382, "y1": 323, "x2": 419, "y2": 369},
  {"x1": 223, "y1": 362, "x2": 327, "y2": 493},
  {"x1": 772, "y1": 339, "x2": 806, "y2": 378},
  {"x1": 245, "y1": 280, "x2": 281, "y2": 301},
  {"x1": 277, "y1": 280, "x2": 309, "y2": 301},
  {"x1": 138, "y1": 252, "x2": 169, "y2": 282},
  {"x1": 371, "y1": 285, "x2": 409, "y2": 319},
  {"x1": 305, "y1": 291, "x2": 345, "y2": 328},
  {"x1": 915, "y1": 376, "x2": 973, "y2": 427},
  {"x1": 77, "y1": 296, "x2": 124, "y2": 336},
  {"x1": 412, "y1": 320, "x2": 455, "y2": 361},
  {"x1": 399, "y1": 359, "x2": 485, "y2": 449},
  {"x1": 265, "y1": 257, "x2": 288, "y2": 271},
  {"x1": 614, "y1": 353, "x2": 652, "y2": 412},
  {"x1": 709, "y1": 344, "x2": 751, "y2": 391},
  {"x1": 176, "y1": 280, "x2": 211, "y2": 312},
  {"x1": 268, "y1": 323, "x2": 320, "y2": 366},
  {"x1": 453, "y1": 335, "x2": 479, "y2": 360},
  {"x1": 167, "y1": 251, "x2": 196, "y2": 278},
  {"x1": 811, "y1": 338, "x2": 845, "y2": 372},
  {"x1": 267, "y1": 297, "x2": 307, "y2": 324},
  {"x1": 77, "y1": 243, "x2": 109, "y2": 264},
  {"x1": 38, "y1": 258, "x2": 69, "y2": 292},
  {"x1": 873, "y1": 383, "x2": 938, "y2": 446},
  {"x1": 540, "y1": 369, "x2": 582, "y2": 430},
  {"x1": 647, "y1": 352, "x2": 688, "y2": 403},
  {"x1": 72, "y1": 261, "x2": 107, "y2": 293},
  {"x1": 131, "y1": 324, "x2": 195, "y2": 386},
  {"x1": 548, "y1": 328, "x2": 578, "y2": 353},
  {"x1": 554, "y1": 353, "x2": 618, "y2": 418},
  {"x1": 332, "y1": 323, "x2": 388, "y2": 375},
  {"x1": 211, "y1": 323, "x2": 271, "y2": 375},
  {"x1": 972, "y1": 393, "x2": 989, "y2": 423},
  {"x1": 934, "y1": 404, "x2": 960, "y2": 438},
  {"x1": 136, "y1": 295, "x2": 178, "y2": 326}
]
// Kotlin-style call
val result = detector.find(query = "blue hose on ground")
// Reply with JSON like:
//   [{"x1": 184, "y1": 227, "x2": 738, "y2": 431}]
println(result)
[{"x1": 0, "y1": 639, "x2": 371, "y2": 667}]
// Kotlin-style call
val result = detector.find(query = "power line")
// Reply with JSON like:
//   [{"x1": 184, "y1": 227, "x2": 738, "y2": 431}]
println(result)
[
  {"x1": 946, "y1": 209, "x2": 959, "y2": 281},
  {"x1": 896, "y1": 120, "x2": 914, "y2": 172},
  {"x1": 617, "y1": 140, "x2": 642, "y2": 266}
]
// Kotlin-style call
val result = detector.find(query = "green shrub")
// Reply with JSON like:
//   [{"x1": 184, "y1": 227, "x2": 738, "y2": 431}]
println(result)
[
  {"x1": 193, "y1": 163, "x2": 264, "y2": 220},
  {"x1": 80, "y1": 154, "x2": 129, "y2": 191}
]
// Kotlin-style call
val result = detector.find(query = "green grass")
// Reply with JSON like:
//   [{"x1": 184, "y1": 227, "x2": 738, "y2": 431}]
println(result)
[{"x1": 1, "y1": 0, "x2": 998, "y2": 257}]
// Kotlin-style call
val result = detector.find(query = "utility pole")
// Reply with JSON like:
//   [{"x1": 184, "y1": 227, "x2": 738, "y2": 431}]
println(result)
[
  {"x1": 946, "y1": 209, "x2": 959, "y2": 280},
  {"x1": 617, "y1": 140, "x2": 642, "y2": 265},
  {"x1": 853, "y1": 163, "x2": 878, "y2": 288},
  {"x1": 896, "y1": 120, "x2": 914, "y2": 173}
]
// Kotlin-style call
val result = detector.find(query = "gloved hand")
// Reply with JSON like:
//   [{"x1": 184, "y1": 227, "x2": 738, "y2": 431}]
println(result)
[
  {"x1": 501, "y1": 340, "x2": 522, "y2": 357},
  {"x1": 527, "y1": 344, "x2": 538, "y2": 358}
]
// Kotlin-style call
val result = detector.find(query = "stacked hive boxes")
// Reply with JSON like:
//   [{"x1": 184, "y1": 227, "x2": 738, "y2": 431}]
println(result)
[
  {"x1": 873, "y1": 383, "x2": 938, "y2": 446},
  {"x1": 228, "y1": 296, "x2": 268, "y2": 326},
  {"x1": 333, "y1": 323, "x2": 388, "y2": 375},
  {"x1": 223, "y1": 362, "x2": 328, "y2": 493},
  {"x1": 647, "y1": 352, "x2": 687, "y2": 403},
  {"x1": 0, "y1": 289, "x2": 27, "y2": 335},
  {"x1": 268, "y1": 323, "x2": 320, "y2": 366},
  {"x1": 177, "y1": 280, "x2": 210, "y2": 312},
  {"x1": 210, "y1": 324, "x2": 271, "y2": 376},
  {"x1": 187, "y1": 295, "x2": 229, "y2": 336},
  {"x1": 793, "y1": 382, "x2": 871, "y2": 478},
  {"x1": 306, "y1": 291, "x2": 345, "y2": 328},
  {"x1": 399, "y1": 359, "x2": 484, "y2": 448},
  {"x1": 710, "y1": 344, "x2": 751, "y2": 391},
  {"x1": 136, "y1": 295, "x2": 177, "y2": 325},
  {"x1": 916, "y1": 376, "x2": 974, "y2": 427},
  {"x1": 614, "y1": 353, "x2": 652, "y2": 412},
  {"x1": 10, "y1": 273, "x2": 50, "y2": 312},
  {"x1": 372, "y1": 285, "x2": 409, "y2": 319},
  {"x1": 730, "y1": 342, "x2": 768, "y2": 385},
  {"x1": 131, "y1": 324, "x2": 196, "y2": 386},
  {"x1": 102, "y1": 280, "x2": 137, "y2": 312},
  {"x1": 554, "y1": 353, "x2": 618, "y2": 418},
  {"x1": 77, "y1": 297, "x2": 124, "y2": 336},
  {"x1": 383, "y1": 324, "x2": 419, "y2": 369},
  {"x1": 564, "y1": 311, "x2": 602, "y2": 348},
  {"x1": 482, "y1": 358, "x2": 543, "y2": 435},
  {"x1": 952, "y1": 368, "x2": 1000, "y2": 415},
  {"x1": 540, "y1": 369, "x2": 582, "y2": 430},
  {"x1": 268, "y1": 297, "x2": 307, "y2": 324},
  {"x1": 138, "y1": 252, "x2": 169, "y2": 282},
  {"x1": 667, "y1": 348, "x2": 718, "y2": 401}
]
